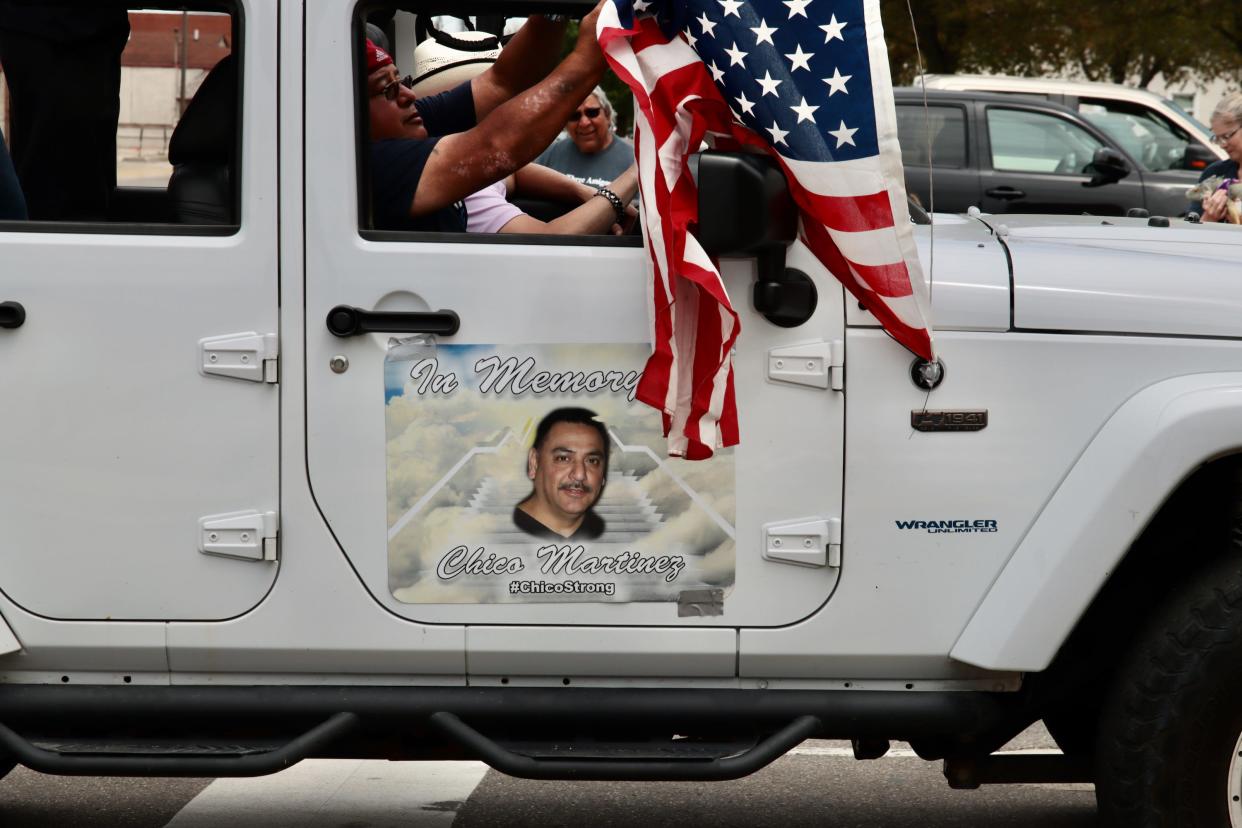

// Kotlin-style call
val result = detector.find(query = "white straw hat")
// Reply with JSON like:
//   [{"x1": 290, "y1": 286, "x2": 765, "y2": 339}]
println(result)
[{"x1": 409, "y1": 29, "x2": 502, "y2": 97}]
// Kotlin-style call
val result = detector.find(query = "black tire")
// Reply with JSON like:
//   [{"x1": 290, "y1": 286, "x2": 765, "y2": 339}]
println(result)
[
  {"x1": 1095, "y1": 552, "x2": 1242, "y2": 827},
  {"x1": 0, "y1": 756, "x2": 14, "y2": 782},
  {"x1": 1043, "y1": 701, "x2": 1101, "y2": 758}
]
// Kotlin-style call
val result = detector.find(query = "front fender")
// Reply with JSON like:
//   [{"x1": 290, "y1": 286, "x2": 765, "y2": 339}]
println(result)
[{"x1": 951, "y1": 372, "x2": 1242, "y2": 672}]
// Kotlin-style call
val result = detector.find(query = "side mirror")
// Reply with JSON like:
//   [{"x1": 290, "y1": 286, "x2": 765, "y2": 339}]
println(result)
[
  {"x1": 694, "y1": 152, "x2": 815, "y2": 327},
  {"x1": 695, "y1": 152, "x2": 797, "y2": 256},
  {"x1": 1182, "y1": 142, "x2": 1217, "y2": 172},
  {"x1": 1082, "y1": 147, "x2": 1131, "y2": 188}
]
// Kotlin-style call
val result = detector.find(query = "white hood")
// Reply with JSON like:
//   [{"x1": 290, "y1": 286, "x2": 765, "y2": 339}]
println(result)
[{"x1": 1001, "y1": 215, "x2": 1242, "y2": 338}]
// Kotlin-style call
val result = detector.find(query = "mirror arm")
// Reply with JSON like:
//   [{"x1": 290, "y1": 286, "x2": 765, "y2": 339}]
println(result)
[{"x1": 752, "y1": 245, "x2": 817, "y2": 328}]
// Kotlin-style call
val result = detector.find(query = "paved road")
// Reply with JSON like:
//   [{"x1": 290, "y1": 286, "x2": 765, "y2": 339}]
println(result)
[{"x1": 0, "y1": 728, "x2": 1099, "y2": 827}]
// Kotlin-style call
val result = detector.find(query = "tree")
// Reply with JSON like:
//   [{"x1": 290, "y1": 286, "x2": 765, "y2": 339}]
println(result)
[
  {"x1": 879, "y1": 0, "x2": 1060, "y2": 84},
  {"x1": 880, "y1": 0, "x2": 1242, "y2": 89},
  {"x1": 1046, "y1": 0, "x2": 1222, "y2": 86}
]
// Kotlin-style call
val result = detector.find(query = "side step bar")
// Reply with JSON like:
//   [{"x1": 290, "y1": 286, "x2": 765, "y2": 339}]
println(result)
[
  {"x1": 431, "y1": 712, "x2": 820, "y2": 781},
  {"x1": 0, "y1": 713, "x2": 358, "y2": 777},
  {"x1": 0, "y1": 685, "x2": 1020, "y2": 779}
]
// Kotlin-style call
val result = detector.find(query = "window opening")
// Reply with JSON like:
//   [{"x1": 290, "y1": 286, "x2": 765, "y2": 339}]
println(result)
[
  {"x1": 0, "y1": 3, "x2": 239, "y2": 231},
  {"x1": 987, "y1": 108, "x2": 1105, "y2": 175},
  {"x1": 356, "y1": 3, "x2": 642, "y2": 246}
]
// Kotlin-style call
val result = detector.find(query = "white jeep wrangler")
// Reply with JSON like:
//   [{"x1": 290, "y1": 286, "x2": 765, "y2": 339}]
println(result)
[{"x1": 2, "y1": 2, "x2": 1241, "y2": 826}]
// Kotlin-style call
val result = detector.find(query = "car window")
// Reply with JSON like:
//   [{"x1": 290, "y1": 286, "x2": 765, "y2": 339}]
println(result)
[
  {"x1": 1163, "y1": 97, "x2": 1214, "y2": 139},
  {"x1": 1079, "y1": 98, "x2": 1193, "y2": 173},
  {"x1": 986, "y1": 107, "x2": 1104, "y2": 175},
  {"x1": 0, "y1": 5, "x2": 240, "y2": 232},
  {"x1": 895, "y1": 104, "x2": 967, "y2": 168}
]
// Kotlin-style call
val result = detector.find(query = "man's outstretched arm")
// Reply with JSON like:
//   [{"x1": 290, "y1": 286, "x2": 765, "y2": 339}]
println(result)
[
  {"x1": 411, "y1": 2, "x2": 609, "y2": 218},
  {"x1": 471, "y1": 13, "x2": 570, "y2": 120}
]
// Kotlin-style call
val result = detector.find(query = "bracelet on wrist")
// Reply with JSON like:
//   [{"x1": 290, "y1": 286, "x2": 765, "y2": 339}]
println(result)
[{"x1": 594, "y1": 187, "x2": 626, "y2": 224}]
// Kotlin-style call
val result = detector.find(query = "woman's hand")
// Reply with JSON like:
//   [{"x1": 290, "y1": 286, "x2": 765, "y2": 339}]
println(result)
[{"x1": 1202, "y1": 189, "x2": 1228, "y2": 223}]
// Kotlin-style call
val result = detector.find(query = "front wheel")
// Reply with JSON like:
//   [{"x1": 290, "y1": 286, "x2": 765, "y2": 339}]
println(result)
[{"x1": 1095, "y1": 553, "x2": 1242, "y2": 827}]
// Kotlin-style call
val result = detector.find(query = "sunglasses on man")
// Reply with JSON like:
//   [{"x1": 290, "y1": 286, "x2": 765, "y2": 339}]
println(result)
[
  {"x1": 374, "y1": 75, "x2": 417, "y2": 102},
  {"x1": 569, "y1": 107, "x2": 603, "y2": 122}
]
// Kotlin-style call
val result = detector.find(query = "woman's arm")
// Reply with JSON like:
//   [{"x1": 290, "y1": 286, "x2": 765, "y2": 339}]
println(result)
[
  {"x1": 499, "y1": 164, "x2": 639, "y2": 235},
  {"x1": 512, "y1": 163, "x2": 595, "y2": 204}
]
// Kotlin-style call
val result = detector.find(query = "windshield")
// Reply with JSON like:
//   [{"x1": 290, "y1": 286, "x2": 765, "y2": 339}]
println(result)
[{"x1": 1163, "y1": 97, "x2": 1214, "y2": 139}]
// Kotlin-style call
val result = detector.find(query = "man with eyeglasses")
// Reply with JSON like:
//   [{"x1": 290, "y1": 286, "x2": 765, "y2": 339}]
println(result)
[
  {"x1": 1195, "y1": 93, "x2": 1242, "y2": 225},
  {"x1": 366, "y1": 3, "x2": 615, "y2": 233},
  {"x1": 535, "y1": 87, "x2": 635, "y2": 191}
]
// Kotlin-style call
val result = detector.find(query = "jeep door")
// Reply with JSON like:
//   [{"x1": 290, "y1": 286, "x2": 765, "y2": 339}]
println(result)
[
  {"x1": 978, "y1": 102, "x2": 1148, "y2": 215},
  {"x1": 302, "y1": 2, "x2": 846, "y2": 633},
  {"x1": 0, "y1": 0, "x2": 279, "y2": 621}
]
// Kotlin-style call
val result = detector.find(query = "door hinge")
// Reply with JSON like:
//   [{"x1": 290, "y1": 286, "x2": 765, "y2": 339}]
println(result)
[
  {"x1": 200, "y1": 332, "x2": 278, "y2": 383},
  {"x1": 198, "y1": 510, "x2": 279, "y2": 562},
  {"x1": 763, "y1": 517, "x2": 842, "y2": 568},
  {"x1": 767, "y1": 340, "x2": 844, "y2": 391}
]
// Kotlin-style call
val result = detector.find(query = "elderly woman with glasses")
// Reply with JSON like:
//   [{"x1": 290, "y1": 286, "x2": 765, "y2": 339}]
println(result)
[
  {"x1": 534, "y1": 86, "x2": 635, "y2": 190},
  {"x1": 1196, "y1": 93, "x2": 1242, "y2": 224}
]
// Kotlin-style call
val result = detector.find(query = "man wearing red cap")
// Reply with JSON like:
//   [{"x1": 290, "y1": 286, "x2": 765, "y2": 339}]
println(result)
[{"x1": 365, "y1": 3, "x2": 615, "y2": 232}]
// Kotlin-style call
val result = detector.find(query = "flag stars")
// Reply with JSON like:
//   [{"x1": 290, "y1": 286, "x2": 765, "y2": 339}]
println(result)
[
  {"x1": 634, "y1": 0, "x2": 652, "y2": 11},
  {"x1": 724, "y1": 41, "x2": 749, "y2": 67},
  {"x1": 698, "y1": 13, "x2": 717, "y2": 37},
  {"x1": 708, "y1": 60, "x2": 726, "y2": 82},
  {"x1": 683, "y1": 27, "x2": 698, "y2": 49},
  {"x1": 735, "y1": 92, "x2": 756, "y2": 116},
  {"x1": 790, "y1": 96, "x2": 820, "y2": 123},
  {"x1": 718, "y1": 0, "x2": 743, "y2": 18},
  {"x1": 756, "y1": 70, "x2": 783, "y2": 97},
  {"x1": 783, "y1": 0, "x2": 812, "y2": 18},
  {"x1": 829, "y1": 120, "x2": 858, "y2": 147},
  {"x1": 784, "y1": 44, "x2": 814, "y2": 72},
  {"x1": 766, "y1": 121, "x2": 790, "y2": 146},
  {"x1": 823, "y1": 67, "x2": 851, "y2": 96},
  {"x1": 820, "y1": 14, "x2": 847, "y2": 43},
  {"x1": 750, "y1": 18, "x2": 778, "y2": 45}
]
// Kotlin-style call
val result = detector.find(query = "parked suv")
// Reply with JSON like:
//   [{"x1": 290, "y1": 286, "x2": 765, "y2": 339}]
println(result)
[
  {"x1": 895, "y1": 89, "x2": 1201, "y2": 216},
  {"x1": 916, "y1": 74, "x2": 1224, "y2": 172}
]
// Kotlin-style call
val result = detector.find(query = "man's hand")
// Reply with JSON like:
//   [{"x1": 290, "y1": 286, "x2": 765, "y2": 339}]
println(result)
[
  {"x1": 581, "y1": 0, "x2": 608, "y2": 37},
  {"x1": 1203, "y1": 189, "x2": 1228, "y2": 223},
  {"x1": 575, "y1": 0, "x2": 609, "y2": 73}
]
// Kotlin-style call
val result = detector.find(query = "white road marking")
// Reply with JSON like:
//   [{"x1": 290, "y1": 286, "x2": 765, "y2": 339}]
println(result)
[
  {"x1": 164, "y1": 759, "x2": 489, "y2": 828},
  {"x1": 789, "y1": 745, "x2": 1064, "y2": 758}
]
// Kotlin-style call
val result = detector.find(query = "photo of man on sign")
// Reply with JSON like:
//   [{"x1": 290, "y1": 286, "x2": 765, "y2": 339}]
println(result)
[{"x1": 513, "y1": 408, "x2": 609, "y2": 541}]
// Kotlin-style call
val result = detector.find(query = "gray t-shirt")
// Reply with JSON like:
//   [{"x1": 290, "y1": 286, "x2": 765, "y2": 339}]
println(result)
[{"x1": 535, "y1": 136, "x2": 634, "y2": 189}]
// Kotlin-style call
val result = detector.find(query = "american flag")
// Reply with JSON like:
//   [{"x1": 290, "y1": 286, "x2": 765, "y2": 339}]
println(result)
[{"x1": 598, "y1": 0, "x2": 933, "y2": 459}]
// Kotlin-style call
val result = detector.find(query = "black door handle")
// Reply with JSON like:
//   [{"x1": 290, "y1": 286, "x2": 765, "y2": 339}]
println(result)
[
  {"x1": 326, "y1": 305, "x2": 459, "y2": 338},
  {"x1": 0, "y1": 301, "x2": 25, "y2": 329},
  {"x1": 985, "y1": 187, "x2": 1025, "y2": 201}
]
